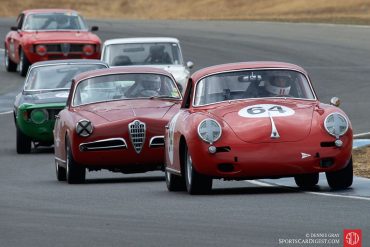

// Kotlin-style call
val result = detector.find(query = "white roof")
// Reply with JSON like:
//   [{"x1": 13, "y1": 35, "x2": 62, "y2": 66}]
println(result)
[{"x1": 103, "y1": 37, "x2": 180, "y2": 46}]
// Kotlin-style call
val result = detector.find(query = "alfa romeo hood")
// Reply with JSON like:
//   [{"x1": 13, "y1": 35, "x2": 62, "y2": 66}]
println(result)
[
  {"x1": 26, "y1": 31, "x2": 97, "y2": 43},
  {"x1": 208, "y1": 100, "x2": 315, "y2": 143},
  {"x1": 76, "y1": 99, "x2": 178, "y2": 123}
]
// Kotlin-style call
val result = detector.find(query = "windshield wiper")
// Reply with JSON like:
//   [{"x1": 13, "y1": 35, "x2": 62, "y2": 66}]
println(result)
[{"x1": 149, "y1": 95, "x2": 180, "y2": 100}]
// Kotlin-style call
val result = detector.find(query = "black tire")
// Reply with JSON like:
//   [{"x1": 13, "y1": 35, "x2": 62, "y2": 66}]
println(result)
[
  {"x1": 66, "y1": 140, "x2": 85, "y2": 184},
  {"x1": 55, "y1": 160, "x2": 66, "y2": 181},
  {"x1": 16, "y1": 126, "x2": 31, "y2": 154},
  {"x1": 326, "y1": 157, "x2": 353, "y2": 190},
  {"x1": 4, "y1": 48, "x2": 17, "y2": 72},
  {"x1": 294, "y1": 173, "x2": 319, "y2": 189},
  {"x1": 18, "y1": 49, "x2": 30, "y2": 77},
  {"x1": 184, "y1": 145, "x2": 212, "y2": 195},
  {"x1": 165, "y1": 168, "x2": 186, "y2": 191}
]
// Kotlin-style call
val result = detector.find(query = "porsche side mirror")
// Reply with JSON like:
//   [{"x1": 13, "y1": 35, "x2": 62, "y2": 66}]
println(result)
[
  {"x1": 11, "y1": 26, "x2": 18, "y2": 31},
  {"x1": 330, "y1": 97, "x2": 340, "y2": 107},
  {"x1": 91, "y1": 26, "x2": 99, "y2": 32},
  {"x1": 186, "y1": 61, "x2": 194, "y2": 69}
]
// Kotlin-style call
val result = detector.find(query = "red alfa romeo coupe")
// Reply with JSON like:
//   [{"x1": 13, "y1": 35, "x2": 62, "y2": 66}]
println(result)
[
  {"x1": 164, "y1": 62, "x2": 353, "y2": 194},
  {"x1": 4, "y1": 9, "x2": 101, "y2": 76},
  {"x1": 53, "y1": 67, "x2": 182, "y2": 183}
]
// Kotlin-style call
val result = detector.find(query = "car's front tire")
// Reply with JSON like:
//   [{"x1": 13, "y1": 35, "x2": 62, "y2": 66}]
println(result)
[
  {"x1": 55, "y1": 160, "x2": 66, "y2": 181},
  {"x1": 294, "y1": 173, "x2": 319, "y2": 189},
  {"x1": 326, "y1": 157, "x2": 353, "y2": 190},
  {"x1": 66, "y1": 140, "x2": 85, "y2": 184},
  {"x1": 5, "y1": 48, "x2": 17, "y2": 72},
  {"x1": 165, "y1": 168, "x2": 186, "y2": 191},
  {"x1": 16, "y1": 126, "x2": 31, "y2": 154},
  {"x1": 184, "y1": 144, "x2": 212, "y2": 195},
  {"x1": 18, "y1": 49, "x2": 30, "y2": 77}
]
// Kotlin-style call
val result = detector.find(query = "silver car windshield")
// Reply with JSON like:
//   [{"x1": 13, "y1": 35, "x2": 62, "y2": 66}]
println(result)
[
  {"x1": 23, "y1": 13, "x2": 88, "y2": 31},
  {"x1": 104, "y1": 43, "x2": 183, "y2": 66},
  {"x1": 194, "y1": 69, "x2": 316, "y2": 106},
  {"x1": 24, "y1": 64, "x2": 107, "y2": 91},
  {"x1": 73, "y1": 73, "x2": 181, "y2": 106}
]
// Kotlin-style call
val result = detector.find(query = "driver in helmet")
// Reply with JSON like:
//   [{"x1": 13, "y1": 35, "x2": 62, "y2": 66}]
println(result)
[{"x1": 261, "y1": 74, "x2": 292, "y2": 97}]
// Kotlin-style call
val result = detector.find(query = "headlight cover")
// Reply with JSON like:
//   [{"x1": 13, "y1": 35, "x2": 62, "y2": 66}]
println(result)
[
  {"x1": 30, "y1": 109, "x2": 49, "y2": 124},
  {"x1": 76, "y1": 119, "x2": 93, "y2": 137},
  {"x1": 197, "y1": 118, "x2": 222, "y2": 144},
  {"x1": 324, "y1": 112, "x2": 349, "y2": 137}
]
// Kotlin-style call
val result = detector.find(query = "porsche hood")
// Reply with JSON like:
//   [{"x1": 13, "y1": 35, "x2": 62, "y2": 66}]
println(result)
[
  {"x1": 75, "y1": 100, "x2": 179, "y2": 124},
  {"x1": 208, "y1": 100, "x2": 315, "y2": 143}
]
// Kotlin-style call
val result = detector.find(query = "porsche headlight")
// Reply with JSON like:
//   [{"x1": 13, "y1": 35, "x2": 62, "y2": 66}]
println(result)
[
  {"x1": 30, "y1": 109, "x2": 49, "y2": 124},
  {"x1": 76, "y1": 119, "x2": 93, "y2": 137},
  {"x1": 198, "y1": 119, "x2": 222, "y2": 144},
  {"x1": 324, "y1": 113, "x2": 348, "y2": 137}
]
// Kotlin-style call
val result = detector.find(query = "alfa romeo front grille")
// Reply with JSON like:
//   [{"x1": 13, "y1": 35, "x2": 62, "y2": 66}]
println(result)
[{"x1": 128, "y1": 120, "x2": 146, "y2": 154}]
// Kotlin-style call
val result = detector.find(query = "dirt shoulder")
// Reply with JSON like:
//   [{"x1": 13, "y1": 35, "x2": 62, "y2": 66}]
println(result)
[
  {"x1": 1, "y1": 0, "x2": 370, "y2": 25},
  {"x1": 353, "y1": 147, "x2": 370, "y2": 178}
]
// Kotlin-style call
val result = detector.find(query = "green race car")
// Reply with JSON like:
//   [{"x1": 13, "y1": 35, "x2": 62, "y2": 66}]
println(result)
[{"x1": 13, "y1": 59, "x2": 108, "y2": 153}]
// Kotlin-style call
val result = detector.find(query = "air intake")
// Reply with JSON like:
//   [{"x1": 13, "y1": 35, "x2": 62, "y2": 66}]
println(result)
[{"x1": 129, "y1": 120, "x2": 146, "y2": 154}]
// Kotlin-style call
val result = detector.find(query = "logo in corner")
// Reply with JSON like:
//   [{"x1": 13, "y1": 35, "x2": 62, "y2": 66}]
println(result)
[{"x1": 344, "y1": 229, "x2": 361, "y2": 247}]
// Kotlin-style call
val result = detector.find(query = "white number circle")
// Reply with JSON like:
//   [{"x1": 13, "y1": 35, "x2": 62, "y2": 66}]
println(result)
[{"x1": 238, "y1": 104, "x2": 295, "y2": 118}]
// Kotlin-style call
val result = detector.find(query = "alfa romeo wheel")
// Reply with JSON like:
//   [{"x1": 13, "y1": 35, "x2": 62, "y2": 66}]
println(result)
[
  {"x1": 326, "y1": 157, "x2": 353, "y2": 190},
  {"x1": 16, "y1": 126, "x2": 31, "y2": 154},
  {"x1": 18, "y1": 49, "x2": 30, "y2": 77},
  {"x1": 184, "y1": 144, "x2": 212, "y2": 195},
  {"x1": 66, "y1": 140, "x2": 85, "y2": 184},
  {"x1": 5, "y1": 48, "x2": 17, "y2": 72}
]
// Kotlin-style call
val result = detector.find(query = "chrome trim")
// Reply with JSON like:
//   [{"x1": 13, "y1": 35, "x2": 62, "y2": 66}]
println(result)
[
  {"x1": 268, "y1": 112, "x2": 280, "y2": 139},
  {"x1": 55, "y1": 157, "x2": 66, "y2": 165},
  {"x1": 149, "y1": 136, "x2": 165, "y2": 147},
  {"x1": 192, "y1": 67, "x2": 317, "y2": 108},
  {"x1": 79, "y1": 138, "x2": 127, "y2": 151},
  {"x1": 166, "y1": 167, "x2": 182, "y2": 176},
  {"x1": 129, "y1": 120, "x2": 146, "y2": 154}
]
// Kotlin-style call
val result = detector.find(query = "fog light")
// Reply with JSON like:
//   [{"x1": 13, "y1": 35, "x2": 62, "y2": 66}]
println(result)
[
  {"x1": 335, "y1": 139, "x2": 343, "y2": 147},
  {"x1": 208, "y1": 145, "x2": 216, "y2": 154}
]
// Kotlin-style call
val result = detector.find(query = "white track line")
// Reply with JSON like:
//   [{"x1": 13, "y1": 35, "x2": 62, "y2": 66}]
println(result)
[
  {"x1": 0, "y1": 111, "x2": 12, "y2": 115},
  {"x1": 246, "y1": 180, "x2": 370, "y2": 201}
]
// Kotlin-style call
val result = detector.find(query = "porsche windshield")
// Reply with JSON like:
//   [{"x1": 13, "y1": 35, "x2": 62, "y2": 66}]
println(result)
[
  {"x1": 73, "y1": 73, "x2": 181, "y2": 106},
  {"x1": 24, "y1": 64, "x2": 107, "y2": 91},
  {"x1": 23, "y1": 13, "x2": 88, "y2": 31},
  {"x1": 104, "y1": 43, "x2": 183, "y2": 66},
  {"x1": 194, "y1": 69, "x2": 315, "y2": 106}
]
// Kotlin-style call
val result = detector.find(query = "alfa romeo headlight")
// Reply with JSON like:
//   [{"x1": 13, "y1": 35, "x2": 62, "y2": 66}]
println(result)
[
  {"x1": 76, "y1": 119, "x2": 93, "y2": 137},
  {"x1": 30, "y1": 109, "x2": 49, "y2": 124},
  {"x1": 197, "y1": 119, "x2": 222, "y2": 144},
  {"x1": 324, "y1": 113, "x2": 348, "y2": 137}
]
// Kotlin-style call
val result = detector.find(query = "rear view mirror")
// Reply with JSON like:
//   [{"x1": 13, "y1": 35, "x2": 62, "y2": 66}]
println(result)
[
  {"x1": 186, "y1": 61, "x2": 194, "y2": 69},
  {"x1": 11, "y1": 26, "x2": 18, "y2": 31},
  {"x1": 91, "y1": 26, "x2": 99, "y2": 32},
  {"x1": 330, "y1": 97, "x2": 340, "y2": 107}
]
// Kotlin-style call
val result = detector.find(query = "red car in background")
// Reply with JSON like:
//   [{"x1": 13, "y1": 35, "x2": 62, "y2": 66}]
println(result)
[
  {"x1": 4, "y1": 9, "x2": 101, "y2": 76},
  {"x1": 53, "y1": 67, "x2": 182, "y2": 184},
  {"x1": 164, "y1": 61, "x2": 353, "y2": 194}
]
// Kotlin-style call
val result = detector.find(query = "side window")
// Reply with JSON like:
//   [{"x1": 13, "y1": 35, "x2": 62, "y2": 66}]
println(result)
[{"x1": 17, "y1": 14, "x2": 25, "y2": 30}]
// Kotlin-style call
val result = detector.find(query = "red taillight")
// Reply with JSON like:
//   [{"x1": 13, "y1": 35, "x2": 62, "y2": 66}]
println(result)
[
  {"x1": 83, "y1": 45, "x2": 94, "y2": 56},
  {"x1": 35, "y1": 45, "x2": 47, "y2": 56}
]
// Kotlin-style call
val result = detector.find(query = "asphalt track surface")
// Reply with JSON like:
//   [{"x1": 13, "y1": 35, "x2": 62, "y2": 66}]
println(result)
[{"x1": 0, "y1": 18, "x2": 369, "y2": 247}]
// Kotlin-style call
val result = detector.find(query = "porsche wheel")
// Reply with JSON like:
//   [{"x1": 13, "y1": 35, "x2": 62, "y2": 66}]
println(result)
[
  {"x1": 184, "y1": 145, "x2": 212, "y2": 195},
  {"x1": 326, "y1": 157, "x2": 353, "y2": 190},
  {"x1": 66, "y1": 140, "x2": 85, "y2": 184},
  {"x1": 165, "y1": 168, "x2": 186, "y2": 191},
  {"x1": 5, "y1": 48, "x2": 17, "y2": 72},
  {"x1": 294, "y1": 173, "x2": 319, "y2": 189},
  {"x1": 16, "y1": 126, "x2": 31, "y2": 154},
  {"x1": 18, "y1": 49, "x2": 30, "y2": 77},
  {"x1": 55, "y1": 160, "x2": 66, "y2": 181}
]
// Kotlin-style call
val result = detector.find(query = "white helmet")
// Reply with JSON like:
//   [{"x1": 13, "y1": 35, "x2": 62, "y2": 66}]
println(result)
[{"x1": 265, "y1": 75, "x2": 291, "y2": 96}]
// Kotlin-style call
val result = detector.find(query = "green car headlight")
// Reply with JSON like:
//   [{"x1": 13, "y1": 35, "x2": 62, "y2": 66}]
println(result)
[
  {"x1": 30, "y1": 109, "x2": 49, "y2": 124},
  {"x1": 197, "y1": 118, "x2": 222, "y2": 144},
  {"x1": 324, "y1": 112, "x2": 349, "y2": 137}
]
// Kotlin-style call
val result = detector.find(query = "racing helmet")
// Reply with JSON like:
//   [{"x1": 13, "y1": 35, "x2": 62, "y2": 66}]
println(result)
[{"x1": 265, "y1": 74, "x2": 292, "y2": 96}]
